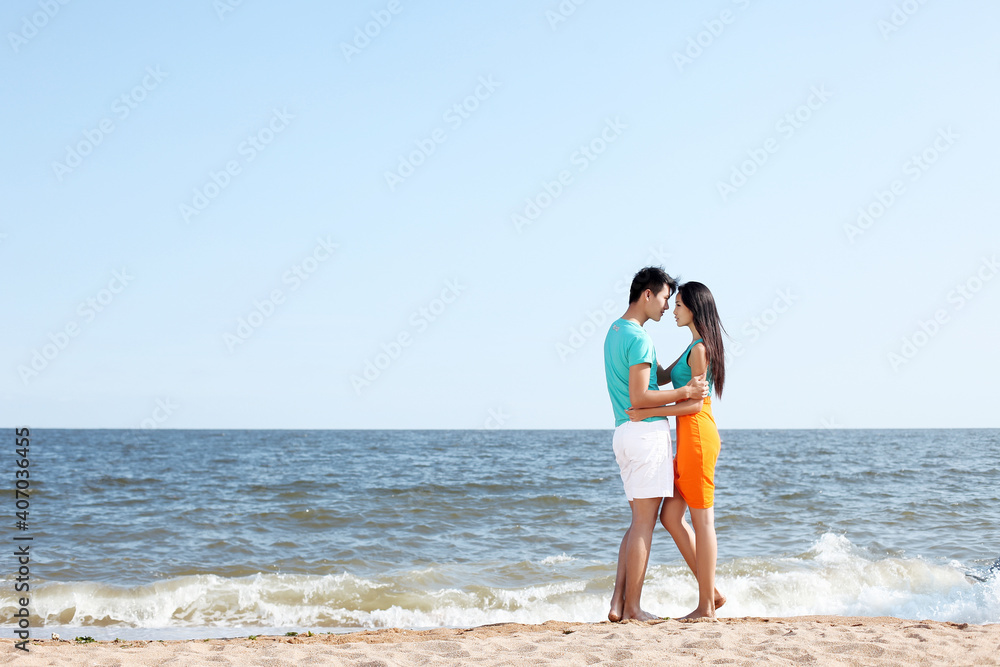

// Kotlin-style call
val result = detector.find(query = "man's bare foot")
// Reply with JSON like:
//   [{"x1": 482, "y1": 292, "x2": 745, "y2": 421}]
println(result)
[
  {"x1": 622, "y1": 608, "x2": 660, "y2": 622},
  {"x1": 715, "y1": 592, "x2": 727, "y2": 610},
  {"x1": 680, "y1": 608, "x2": 717, "y2": 621}
]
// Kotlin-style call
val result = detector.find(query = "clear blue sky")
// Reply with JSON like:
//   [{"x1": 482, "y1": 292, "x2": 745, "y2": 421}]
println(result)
[{"x1": 3, "y1": 0, "x2": 998, "y2": 429}]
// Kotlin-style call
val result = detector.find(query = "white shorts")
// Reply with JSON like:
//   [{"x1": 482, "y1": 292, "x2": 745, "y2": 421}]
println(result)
[{"x1": 612, "y1": 419, "x2": 673, "y2": 501}]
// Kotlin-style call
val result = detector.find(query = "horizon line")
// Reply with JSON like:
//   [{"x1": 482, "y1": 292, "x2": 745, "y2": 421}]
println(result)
[{"x1": 7, "y1": 426, "x2": 999, "y2": 431}]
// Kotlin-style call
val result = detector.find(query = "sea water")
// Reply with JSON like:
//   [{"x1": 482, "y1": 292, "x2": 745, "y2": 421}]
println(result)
[{"x1": 3, "y1": 428, "x2": 998, "y2": 639}]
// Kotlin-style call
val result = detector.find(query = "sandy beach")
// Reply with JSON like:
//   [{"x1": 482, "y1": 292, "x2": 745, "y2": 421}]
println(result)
[{"x1": 4, "y1": 616, "x2": 997, "y2": 666}]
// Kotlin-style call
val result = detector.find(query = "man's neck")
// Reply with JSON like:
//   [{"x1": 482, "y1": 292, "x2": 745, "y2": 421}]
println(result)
[{"x1": 621, "y1": 304, "x2": 647, "y2": 327}]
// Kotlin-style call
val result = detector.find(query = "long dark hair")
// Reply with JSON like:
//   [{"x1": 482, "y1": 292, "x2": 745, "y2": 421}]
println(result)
[{"x1": 678, "y1": 281, "x2": 727, "y2": 398}]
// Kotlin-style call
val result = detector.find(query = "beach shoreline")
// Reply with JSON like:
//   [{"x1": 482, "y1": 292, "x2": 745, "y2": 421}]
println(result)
[{"x1": 5, "y1": 615, "x2": 998, "y2": 666}]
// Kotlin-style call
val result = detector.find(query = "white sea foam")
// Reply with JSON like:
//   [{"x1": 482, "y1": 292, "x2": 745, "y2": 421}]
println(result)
[
  {"x1": 539, "y1": 554, "x2": 576, "y2": 565},
  {"x1": 4, "y1": 535, "x2": 997, "y2": 634},
  {"x1": 489, "y1": 581, "x2": 588, "y2": 609},
  {"x1": 658, "y1": 533, "x2": 1000, "y2": 624}
]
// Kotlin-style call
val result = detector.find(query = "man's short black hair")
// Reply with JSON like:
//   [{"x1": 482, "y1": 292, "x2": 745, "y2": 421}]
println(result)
[{"x1": 628, "y1": 266, "x2": 677, "y2": 304}]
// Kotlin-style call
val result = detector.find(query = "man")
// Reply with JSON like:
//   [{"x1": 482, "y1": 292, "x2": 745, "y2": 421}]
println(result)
[{"x1": 603, "y1": 266, "x2": 707, "y2": 621}]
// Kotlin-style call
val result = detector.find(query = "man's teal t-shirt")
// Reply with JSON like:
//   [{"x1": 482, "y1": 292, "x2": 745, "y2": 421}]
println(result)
[{"x1": 603, "y1": 318, "x2": 666, "y2": 427}]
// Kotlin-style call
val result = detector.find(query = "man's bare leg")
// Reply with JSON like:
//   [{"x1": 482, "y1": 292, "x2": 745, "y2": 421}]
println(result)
[
  {"x1": 680, "y1": 506, "x2": 718, "y2": 619},
  {"x1": 608, "y1": 523, "x2": 629, "y2": 622},
  {"x1": 621, "y1": 497, "x2": 662, "y2": 621},
  {"x1": 660, "y1": 498, "x2": 725, "y2": 610}
]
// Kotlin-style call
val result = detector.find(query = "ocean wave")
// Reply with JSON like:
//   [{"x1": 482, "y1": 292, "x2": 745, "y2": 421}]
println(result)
[
  {"x1": 645, "y1": 533, "x2": 1000, "y2": 624},
  {"x1": 539, "y1": 554, "x2": 576, "y2": 565},
  {"x1": 2, "y1": 535, "x2": 997, "y2": 631}
]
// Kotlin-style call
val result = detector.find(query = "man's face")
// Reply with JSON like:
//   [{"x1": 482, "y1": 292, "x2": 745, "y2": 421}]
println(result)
[{"x1": 645, "y1": 285, "x2": 671, "y2": 321}]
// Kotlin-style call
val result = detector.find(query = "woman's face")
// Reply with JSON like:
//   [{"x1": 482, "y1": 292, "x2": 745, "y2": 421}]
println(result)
[{"x1": 673, "y1": 291, "x2": 693, "y2": 328}]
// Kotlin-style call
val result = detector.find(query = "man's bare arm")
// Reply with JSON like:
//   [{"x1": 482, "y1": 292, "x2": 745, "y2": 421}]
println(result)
[
  {"x1": 629, "y1": 363, "x2": 707, "y2": 409},
  {"x1": 626, "y1": 398, "x2": 704, "y2": 421}
]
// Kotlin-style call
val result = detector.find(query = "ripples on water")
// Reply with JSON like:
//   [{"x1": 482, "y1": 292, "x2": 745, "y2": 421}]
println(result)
[{"x1": 7, "y1": 428, "x2": 999, "y2": 634}]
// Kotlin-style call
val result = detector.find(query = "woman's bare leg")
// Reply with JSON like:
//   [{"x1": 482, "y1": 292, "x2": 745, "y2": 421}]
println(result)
[
  {"x1": 660, "y1": 497, "x2": 695, "y2": 567},
  {"x1": 681, "y1": 506, "x2": 718, "y2": 619},
  {"x1": 660, "y1": 498, "x2": 725, "y2": 610}
]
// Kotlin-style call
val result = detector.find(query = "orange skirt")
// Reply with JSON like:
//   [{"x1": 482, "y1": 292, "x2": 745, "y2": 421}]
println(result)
[{"x1": 674, "y1": 397, "x2": 721, "y2": 509}]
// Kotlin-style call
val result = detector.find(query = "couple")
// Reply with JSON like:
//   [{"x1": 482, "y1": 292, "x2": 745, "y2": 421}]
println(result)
[{"x1": 603, "y1": 266, "x2": 727, "y2": 621}]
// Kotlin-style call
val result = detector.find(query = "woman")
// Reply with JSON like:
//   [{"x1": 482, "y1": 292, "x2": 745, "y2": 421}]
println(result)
[{"x1": 626, "y1": 281, "x2": 727, "y2": 619}]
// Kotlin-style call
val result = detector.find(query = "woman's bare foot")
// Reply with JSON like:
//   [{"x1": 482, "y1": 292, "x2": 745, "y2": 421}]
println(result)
[
  {"x1": 680, "y1": 608, "x2": 718, "y2": 620},
  {"x1": 608, "y1": 593, "x2": 624, "y2": 622},
  {"x1": 715, "y1": 591, "x2": 727, "y2": 610}
]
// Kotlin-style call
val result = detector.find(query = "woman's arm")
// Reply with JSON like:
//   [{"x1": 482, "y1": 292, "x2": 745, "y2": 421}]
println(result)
[
  {"x1": 626, "y1": 398, "x2": 703, "y2": 420},
  {"x1": 688, "y1": 342, "x2": 708, "y2": 383},
  {"x1": 655, "y1": 351, "x2": 684, "y2": 387}
]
